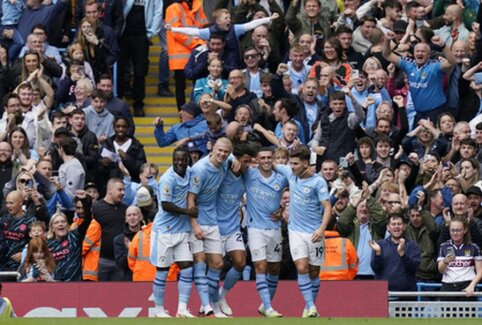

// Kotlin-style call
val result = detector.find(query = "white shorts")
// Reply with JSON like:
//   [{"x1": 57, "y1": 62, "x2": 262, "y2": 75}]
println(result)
[
  {"x1": 189, "y1": 225, "x2": 223, "y2": 255},
  {"x1": 248, "y1": 228, "x2": 282, "y2": 263},
  {"x1": 150, "y1": 231, "x2": 192, "y2": 268},
  {"x1": 221, "y1": 231, "x2": 245, "y2": 255},
  {"x1": 289, "y1": 230, "x2": 324, "y2": 266}
]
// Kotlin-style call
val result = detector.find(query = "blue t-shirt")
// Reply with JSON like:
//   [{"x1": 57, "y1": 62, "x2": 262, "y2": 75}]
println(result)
[
  {"x1": 399, "y1": 58, "x2": 446, "y2": 112},
  {"x1": 276, "y1": 165, "x2": 329, "y2": 233},
  {"x1": 244, "y1": 168, "x2": 288, "y2": 230},
  {"x1": 216, "y1": 170, "x2": 245, "y2": 236},
  {"x1": 189, "y1": 155, "x2": 228, "y2": 226},
  {"x1": 153, "y1": 167, "x2": 191, "y2": 234}
]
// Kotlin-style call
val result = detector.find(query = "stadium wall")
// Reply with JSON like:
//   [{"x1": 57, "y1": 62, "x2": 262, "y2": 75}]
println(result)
[{"x1": 4, "y1": 281, "x2": 388, "y2": 317}]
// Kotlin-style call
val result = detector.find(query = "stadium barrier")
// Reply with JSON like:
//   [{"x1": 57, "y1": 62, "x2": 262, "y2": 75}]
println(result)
[
  {"x1": 389, "y1": 291, "x2": 482, "y2": 318},
  {"x1": 4, "y1": 281, "x2": 388, "y2": 317}
]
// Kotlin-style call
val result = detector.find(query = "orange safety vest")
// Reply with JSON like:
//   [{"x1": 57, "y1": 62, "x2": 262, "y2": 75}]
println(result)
[
  {"x1": 128, "y1": 223, "x2": 179, "y2": 281},
  {"x1": 165, "y1": 0, "x2": 208, "y2": 70},
  {"x1": 319, "y1": 230, "x2": 359, "y2": 280},
  {"x1": 308, "y1": 61, "x2": 352, "y2": 86},
  {"x1": 82, "y1": 219, "x2": 101, "y2": 281}
]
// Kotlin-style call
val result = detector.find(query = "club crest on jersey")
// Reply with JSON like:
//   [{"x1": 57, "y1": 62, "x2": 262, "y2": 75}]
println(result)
[
  {"x1": 273, "y1": 184, "x2": 280, "y2": 191},
  {"x1": 465, "y1": 249, "x2": 472, "y2": 257},
  {"x1": 421, "y1": 71, "x2": 427, "y2": 79},
  {"x1": 193, "y1": 176, "x2": 200, "y2": 185},
  {"x1": 163, "y1": 187, "x2": 169, "y2": 193},
  {"x1": 303, "y1": 187, "x2": 310, "y2": 193},
  {"x1": 19, "y1": 224, "x2": 27, "y2": 231},
  {"x1": 62, "y1": 240, "x2": 69, "y2": 247}
]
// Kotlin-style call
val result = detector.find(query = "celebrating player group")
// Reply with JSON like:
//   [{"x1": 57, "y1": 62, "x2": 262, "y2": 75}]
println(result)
[{"x1": 150, "y1": 137, "x2": 331, "y2": 318}]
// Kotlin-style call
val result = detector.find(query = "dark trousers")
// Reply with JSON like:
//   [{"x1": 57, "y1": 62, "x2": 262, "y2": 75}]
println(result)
[
  {"x1": 414, "y1": 103, "x2": 448, "y2": 126},
  {"x1": 174, "y1": 69, "x2": 186, "y2": 111},
  {"x1": 117, "y1": 34, "x2": 149, "y2": 107},
  {"x1": 98, "y1": 257, "x2": 125, "y2": 281},
  {"x1": 441, "y1": 281, "x2": 476, "y2": 301}
]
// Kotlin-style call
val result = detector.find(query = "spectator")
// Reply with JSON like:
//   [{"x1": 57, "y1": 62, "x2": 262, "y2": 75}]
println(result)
[
  {"x1": 192, "y1": 57, "x2": 228, "y2": 104},
  {"x1": 75, "y1": 0, "x2": 124, "y2": 39},
  {"x1": 184, "y1": 33, "x2": 236, "y2": 81},
  {"x1": 314, "y1": 89, "x2": 365, "y2": 163},
  {"x1": 68, "y1": 108, "x2": 99, "y2": 184},
  {"x1": 319, "y1": 219, "x2": 359, "y2": 280},
  {"x1": 438, "y1": 217, "x2": 482, "y2": 300},
  {"x1": 57, "y1": 137, "x2": 85, "y2": 200},
  {"x1": 75, "y1": 17, "x2": 110, "y2": 82},
  {"x1": 0, "y1": 190, "x2": 40, "y2": 272},
  {"x1": 154, "y1": 102, "x2": 208, "y2": 155},
  {"x1": 83, "y1": 89, "x2": 114, "y2": 143},
  {"x1": 383, "y1": 30, "x2": 456, "y2": 123},
  {"x1": 100, "y1": 117, "x2": 147, "y2": 184},
  {"x1": 165, "y1": 0, "x2": 208, "y2": 111},
  {"x1": 337, "y1": 188, "x2": 387, "y2": 279},
  {"x1": 97, "y1": 74, "x2": 134, "y2": 137},
  {"x1": 113, "y1": 205, "x2": 143, "y2": 281},
  {"x1": 82, "y1": 0, "x2": 119, "y2": 68},
  {"x1": 83, "y1": 178, "x2": 127, "y2": 281},
  {"x1": 117, "y1": 0, "x2": 162, "y2": 117},
  {"x1": 369, "y1": 213, "x2": 421, "y2": 291},
  {"x1": 18, "y1": 237, "x2": 55, "y2": 282}
]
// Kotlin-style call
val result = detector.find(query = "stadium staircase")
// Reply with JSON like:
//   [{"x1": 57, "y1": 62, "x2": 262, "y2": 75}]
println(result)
[{"x1": 132, "y1": 36, "x2": 191, "y2": 173}]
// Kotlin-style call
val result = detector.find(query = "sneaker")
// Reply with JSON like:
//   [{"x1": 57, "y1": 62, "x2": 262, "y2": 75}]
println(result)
[
  {"x1": 204, "y1": 310, "x2": 215, "y2": 318},
  {"x1": 197, "y1": 306, "x2": 205, "y2": 317},
  {"x1": 214, "y1": 310, "x2": 229, "y2": 318},
  {"x1": 306, "y1": 306, "x2": 318, "y2": 318},
  {"x1": 218, "y1": 298, "x2": 233, "y2": 316},
  {"x1": 302, "y1": 308, "x2": 309, "y2": 318},
  {"x1": 265, "y1": 308, "x2": 283, "y2": 318},
  {"x1": 155, "y1": 309, "x2": 171, "y2": 318},
  {"x1": 176, "y1": 310, "x2": 195, "y2": 318},
  {"x1": 257, "y1": 303, "x2": 266, "y2": 317},
  {"x1": 157, "y1": 85, "x2": 174, "y2": 97}
]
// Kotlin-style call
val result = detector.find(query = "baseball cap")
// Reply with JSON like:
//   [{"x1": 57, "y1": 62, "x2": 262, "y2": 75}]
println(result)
[
  {"x1": 466, "y1": 186, "x2": 482, "y2": 196},
  {"x1": 136, "y1": 186, "x2": 153, "y2": 207},
  {"x1": 181, "y1": 102, "x2": 201, "y2": 117},
  {"x1": 84, "y1": 182, "x2": 99, "y2": 191}
]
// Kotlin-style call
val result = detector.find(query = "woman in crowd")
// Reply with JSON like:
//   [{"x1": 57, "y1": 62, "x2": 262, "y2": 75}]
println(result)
[
  {"x1": 47, "y1": 191, "x2": 92, "y2": 281},
  {"x1": 198, "y1": 93, "x2": 232, "y2": 120},
  {"x1": 19, "y1": 237, "x2": 56, "y2": 282},
  {"x1": 458, "y1": 158, "x2": 480, "y2": 193},
  {"x1": 438, "y1": 217, "x2": 482, "y2": 300},
  {"x1": 76, "y1": 17, "x2": 109, "y2": 81},
  {"x1": 193, "y1": 57, "x2": 228, "y2": 104},
  {"x1": 309, "y1": 37, "x2": 352, "y2": 85},
  {"x1": 9, "y1": 127, "x2": 38, "y2": 163}
]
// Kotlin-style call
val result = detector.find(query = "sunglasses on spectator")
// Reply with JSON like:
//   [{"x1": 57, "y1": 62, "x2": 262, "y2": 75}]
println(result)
[
  {"x1": 19, "y1": 178, "x2": 31, "y2": 184},
  {"x1": 387, "y1": 201, "x2": 401, "y2": 205},
  {"x1": 244, "y1": 54, "x2": 258, "y2": 60}
]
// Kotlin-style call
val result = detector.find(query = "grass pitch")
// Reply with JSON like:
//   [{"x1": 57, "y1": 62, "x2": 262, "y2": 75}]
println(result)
[{"x1": 3, "y1": 319, "x2": 482, "y2": 325}]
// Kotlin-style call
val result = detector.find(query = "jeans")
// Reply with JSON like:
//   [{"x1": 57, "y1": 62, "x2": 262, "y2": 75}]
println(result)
[{"x1": 158, "y1": 22, "x2": 169, "y2": 87}]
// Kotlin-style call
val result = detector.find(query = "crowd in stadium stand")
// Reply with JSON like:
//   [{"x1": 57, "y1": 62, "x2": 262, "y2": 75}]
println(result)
[{"x1": 1, "y1": 0, "x2": 482, "y2": 318}]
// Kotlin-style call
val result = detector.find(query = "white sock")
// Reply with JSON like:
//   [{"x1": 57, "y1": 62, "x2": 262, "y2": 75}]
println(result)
[{"x1": 177, "y1": 301, "x2": 187, "y2": 313}]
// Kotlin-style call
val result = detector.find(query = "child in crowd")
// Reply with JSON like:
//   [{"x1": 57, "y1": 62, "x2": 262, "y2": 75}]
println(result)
[
  {"x1": 177, "y1": 113, "x2": 226, "y2": 151},
  {"x1": 19, "y1": 237, "x2": 56, "y2": 282}
]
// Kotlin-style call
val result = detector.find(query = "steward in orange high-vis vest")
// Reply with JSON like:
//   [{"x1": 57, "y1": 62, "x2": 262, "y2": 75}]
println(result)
[
  {"x1": 165, "y1": 0, "x2": 207, "y2": 70},
  {"x1": 82, "y1": 219, "x2": 102, "y2": 281},
  {"x1": 319, "y1": 230, "x2": 359, "y2": 280},
  {"x1": 128, "y1": 223, "x2": 179, "y2": 281}
]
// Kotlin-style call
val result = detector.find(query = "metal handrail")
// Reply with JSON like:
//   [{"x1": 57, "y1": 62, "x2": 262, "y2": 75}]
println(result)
[{"x1": 390, "y1": 291, "x2": 482, "y2": 297}]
